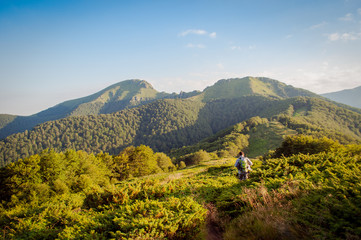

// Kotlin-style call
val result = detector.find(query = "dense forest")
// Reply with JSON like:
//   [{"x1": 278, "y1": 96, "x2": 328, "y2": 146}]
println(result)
[
  {"x1": 1, "y1": 135, "x2": 360, "y2": 239},
  {"x1": 1, "y1": 95, "x2": 361, "y2": 167},
  {"x1": 3, "y1": 76, "x2": 355, "y2": 140}
]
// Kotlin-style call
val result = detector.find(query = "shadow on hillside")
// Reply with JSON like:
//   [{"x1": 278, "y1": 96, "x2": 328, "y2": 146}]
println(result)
[{"x1": 129, "y1": 96, "x2": 285, "y2": 154}]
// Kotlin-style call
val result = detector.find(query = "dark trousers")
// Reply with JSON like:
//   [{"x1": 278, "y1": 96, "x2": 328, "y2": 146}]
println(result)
[{"x1": 238, "y1": 170, "x2": 249, "y2": 180}]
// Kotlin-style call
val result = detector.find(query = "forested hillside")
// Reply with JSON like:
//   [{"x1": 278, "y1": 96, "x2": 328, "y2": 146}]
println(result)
[
  {"x1": 0, "y1": 79, "x2": 182, "y2": 139},
  {"x1": 1, "y1": 77, "x2": 360, "y2": 140},
  {"x1": 1, "y1": 93, "x2": 361, "y2": 167},
  {"x1": 1, "y1": 136, "x2": 361, "y2": 239}
]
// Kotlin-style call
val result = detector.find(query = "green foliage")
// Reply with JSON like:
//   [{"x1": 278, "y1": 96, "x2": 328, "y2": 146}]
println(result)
[
  {"x1": 271, "y1": 135, "x2": 340, "y2": 158},
  {"x1": 178, "y1": 161, "x2": 186, "y2": 169},
  {"x1": 0, "y1": 149, "x2": 112, "y2": 207},
  {"x1": 1, "y1": 136, "x2": 361, "y2": 239},
  {"x1": 2, "y1": 89, "x2": 361, "y2": 167},
  {"x1": 246, "y1": 144, "x2": 361, "y2": 239},
  {"x1": 116, "y1": 145, "x2": 163, "y2": 179},
  {"x1": 202, "y1": 77, "x2": 318, "y2": 101},
  {"x1": 156, "y1": 152, "x2": 176, "y2": 172},
  {"x1": 191, "y1": 150, "x2": 211, "y2": 164}
]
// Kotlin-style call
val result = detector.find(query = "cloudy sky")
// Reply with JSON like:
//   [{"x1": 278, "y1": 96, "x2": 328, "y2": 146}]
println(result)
[{"x1": 1, "y1": 0, "x2": 361, "y2": 115}]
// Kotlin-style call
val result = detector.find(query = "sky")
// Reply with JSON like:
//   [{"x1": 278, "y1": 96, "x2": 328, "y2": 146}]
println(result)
[{"x1": 1, "y1": 0, "x2": 361, "y2": 116}]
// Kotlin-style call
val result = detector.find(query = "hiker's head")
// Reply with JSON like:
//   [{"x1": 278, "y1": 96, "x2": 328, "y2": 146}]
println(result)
[{"x1": 239, "y1": 151, "x2": 244, "y2": 157}]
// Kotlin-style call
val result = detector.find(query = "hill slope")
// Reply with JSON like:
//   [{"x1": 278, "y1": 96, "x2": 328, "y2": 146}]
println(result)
[
  {"x1": 202, "y1": 76, "x2": 318, "y2": 101},
  {"x1": 322, "y1": 85, "x2": 361, "y2": 109},
  {"x1": 2, "y1": 77, "x2": 360, "y2": 140},
  {"x1": 0, "y1": 80, "x2": 172, "y2": 139},
  {"x1": 1, "y1": 93, "x2": 361, "y2": 166}
]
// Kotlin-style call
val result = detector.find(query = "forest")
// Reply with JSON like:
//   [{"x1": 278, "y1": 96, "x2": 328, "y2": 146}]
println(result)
[
  {"x1": 1, "y1": 95, "x2": 361, "y2": 167},
  {"x1": 1, "y1": 135, "x2": 360, "y2": 239}
]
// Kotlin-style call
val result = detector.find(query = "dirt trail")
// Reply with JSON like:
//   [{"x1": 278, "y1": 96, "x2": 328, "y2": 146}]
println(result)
[{"x1": 205, "y1": 204, "x2": 224, "y2": 240}]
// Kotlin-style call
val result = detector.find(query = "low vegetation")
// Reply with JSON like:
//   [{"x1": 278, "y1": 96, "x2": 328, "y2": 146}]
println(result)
[{"x1": 1, "y1": 135, "x2": 361, "y2": 239}]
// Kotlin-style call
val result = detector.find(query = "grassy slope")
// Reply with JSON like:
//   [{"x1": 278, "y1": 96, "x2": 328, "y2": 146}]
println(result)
[
  {"x1": 246, "y1": 121, "x2": 298, "y2": 157},
  {"x1": 2, "y1": 143, "x2": 360, "y2": 239}
]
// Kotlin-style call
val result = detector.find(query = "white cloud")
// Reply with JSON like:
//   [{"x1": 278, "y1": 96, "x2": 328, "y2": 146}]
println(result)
[
  {"x1": 328, "y1": 32, "x2": 360, "y2": 41},
  {"x1": 209, "y1": 32, "x2": 217, "y2": 38},
  {"x1": 358, "y1": 8, "x2": 361, "y2": 15},
  {"x1": 230, "y1": 45, "x2": 256, "y2": 51},
  {"x1": 230, "y1": 46, "x2": 241, "y2": 50},
  {"x1": 328, "y1": 33, "x2": 340, "y2": 41},
  {"x1": 185, "y1": 43, "x2": 206, "y2": 49},
  {"x1": 309, "y1": 21, "x2": 327, "y2": 30},
  {"x1": 339, "y1": 13, "x2": 353, "y2": 21},
  {"x1": 291, "y1": 65, "x2": 361, "y2": 93},
  {"x1": 179, "y1": 29, "x2": 216, "y2": 38},
  {"x1": 180, "y1": 29, "x2": 207, "y2": 37},
  {"x1": 217, "y1": 63, "x2": 224, "y2": 70}
]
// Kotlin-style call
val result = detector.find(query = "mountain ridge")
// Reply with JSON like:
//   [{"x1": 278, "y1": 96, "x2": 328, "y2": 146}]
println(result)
[
  {"x1": 1, "y1": 93, "x2": 361, "y2": 166},
  {"x1": 321, "y1": 85, "x2": 361, "y2": 109},
  {"x1": 0, "y1": 79, "x2": 167, "y2": 139},
  {"x1": 1, "y1": 76, "x2": 361, "y2": 164}
]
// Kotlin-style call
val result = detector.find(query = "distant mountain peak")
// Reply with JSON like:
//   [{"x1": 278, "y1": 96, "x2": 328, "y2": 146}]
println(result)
[
  {"x1": 202, "y1": 76, "x2": 317, "y2": 101},
  {"x1": 321, "y1": 85, "x2": 361, "y2": 109}
]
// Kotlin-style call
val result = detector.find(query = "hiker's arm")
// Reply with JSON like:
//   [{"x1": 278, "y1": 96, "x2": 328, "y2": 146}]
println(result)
[{"x1": 247, "y1": 158, "x2": 253, "y2": 166}]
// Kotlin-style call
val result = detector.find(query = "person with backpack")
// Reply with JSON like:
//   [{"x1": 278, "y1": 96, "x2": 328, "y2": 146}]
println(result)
[{"x1": 234, "y1": 151, "x2": 253, "y2": 180}]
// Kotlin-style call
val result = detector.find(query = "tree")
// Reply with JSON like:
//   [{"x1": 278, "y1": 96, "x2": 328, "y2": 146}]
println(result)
[{"x1": 155, "y1": 152, "x2": 176, "y2": 172}]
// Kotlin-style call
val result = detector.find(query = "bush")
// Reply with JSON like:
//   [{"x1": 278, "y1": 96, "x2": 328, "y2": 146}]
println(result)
[
  {"x1": 191, "y1": 150, "x2": 211, "y2": 164},
  {"x1": 271, "y1": 135, "x2": 340, "y2": 158},
  {"x1": 178, "y1": 161, "x2": 186, "y2": 169},
  {"x1": 156, "y1": 152, "x2": 176, "y2": 172}
]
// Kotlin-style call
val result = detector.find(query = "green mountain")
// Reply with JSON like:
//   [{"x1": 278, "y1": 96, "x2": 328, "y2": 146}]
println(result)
[
  {"x1": 202, "y1": 76, "x2": 318, "y2": 101},
  {"x1": 0, "y1": 114, "x2": 17, "y2": 129},
  {"x1": 1, "y1": 80, "x2": 361, "y2": 166},
  {"x1": 1, "y1": 77, "x2": 359, "y2": 140},
  {"x1": 0, "y1": 79, "x2": 186, "y2": 139},
  {"x1": 322, "y1": 85, "x2": 361, "y2": 109}
]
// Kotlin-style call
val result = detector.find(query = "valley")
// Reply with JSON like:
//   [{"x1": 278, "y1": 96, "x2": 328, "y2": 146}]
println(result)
[{"x1": 1, "y1": 77, "x2": 361, "y2": 239}]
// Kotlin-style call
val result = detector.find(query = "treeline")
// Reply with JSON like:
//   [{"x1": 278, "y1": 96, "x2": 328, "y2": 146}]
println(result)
[
  {"x1": 1, "y1": 96, "x2": 361, "y2": 167},
  {"x1": 0, "y1": 145, "x2": 175, "y2": 206},
  {"x1": 172, "y1": 114, "x2": 360, "y2": 164}
]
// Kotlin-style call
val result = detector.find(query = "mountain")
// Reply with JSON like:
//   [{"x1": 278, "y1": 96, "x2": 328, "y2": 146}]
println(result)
[
  {"x1": 2, "y1": 77, "x2": 360, "y2": 140},
  {"x1": 0, "y1": 114, "x2": 17, "y2": 129},
  {"x1": 202, "y1": 77, "x2": 318, "y2": 101},
  {"x1": 1, "y1": 76, "x2": 361, "y2": 166},
  {"x1": 0, "y1": 79, "x2": 196, "y2": 139},
  {"x1": 321, "y1": 85, "x2": 361, "y2": 109}
]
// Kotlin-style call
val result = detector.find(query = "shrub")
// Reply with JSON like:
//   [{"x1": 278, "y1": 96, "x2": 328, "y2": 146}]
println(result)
[
  {"x1": 272, "y1": 135, "x2": 340, "y2": 158},
  {"x1": 155, "y1": 152, "x2": 176, "y2": 172},
  {"x1": 178, "y1": 161, "x2": 186, "y2": 169},
  {"x1": 191, "y1": 150, "x2": 211, "y2": 164}
]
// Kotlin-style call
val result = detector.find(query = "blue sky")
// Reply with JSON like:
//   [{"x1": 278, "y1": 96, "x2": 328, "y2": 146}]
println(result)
[{"x1": 1, "y1": 0, "x2": 361, "y2": 115}]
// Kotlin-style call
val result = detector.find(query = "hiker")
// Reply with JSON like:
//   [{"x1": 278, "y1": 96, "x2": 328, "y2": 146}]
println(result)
[{"x1": 235, "y1": 151, "x2": 253, "y2": 180}]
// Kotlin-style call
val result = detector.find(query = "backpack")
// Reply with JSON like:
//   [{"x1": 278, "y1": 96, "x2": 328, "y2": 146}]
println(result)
[{"x1": 236, "y1": 157, "x2": 247, "y2": 170}]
